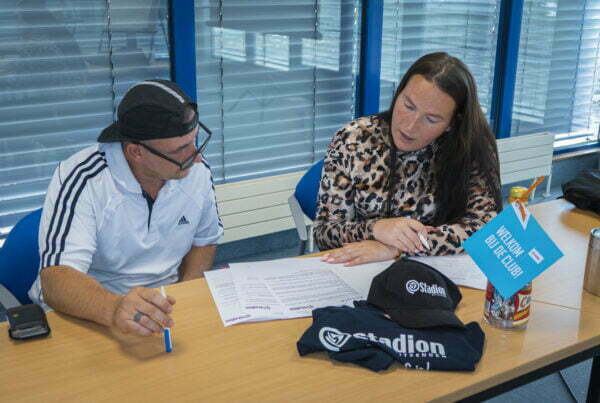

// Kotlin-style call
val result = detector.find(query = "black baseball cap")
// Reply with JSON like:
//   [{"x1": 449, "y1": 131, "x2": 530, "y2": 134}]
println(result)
[
  {"x1": 98, "y1": 79, "x2": 198, "y2": 143},
  {"x1": 367, "y1": 258, "x2": 465, "y2": 329}
]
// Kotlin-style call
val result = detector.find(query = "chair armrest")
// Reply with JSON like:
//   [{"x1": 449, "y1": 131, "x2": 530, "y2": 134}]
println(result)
[
  {"x1": 0, "y1": 284, "x2": 21, "y2": 309},
  {"x1": 288, "y1": 195, "x2": 308, "y2": 241}
]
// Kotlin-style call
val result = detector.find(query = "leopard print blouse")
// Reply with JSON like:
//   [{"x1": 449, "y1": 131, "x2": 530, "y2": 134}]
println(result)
[{"x1": 313, "y1": 115, "x2": 498, "y2": 256}]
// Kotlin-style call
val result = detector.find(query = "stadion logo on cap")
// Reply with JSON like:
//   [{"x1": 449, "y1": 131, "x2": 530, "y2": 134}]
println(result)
[{"x1": 405, "y1": 279, "x2": 447, "y2": 297}]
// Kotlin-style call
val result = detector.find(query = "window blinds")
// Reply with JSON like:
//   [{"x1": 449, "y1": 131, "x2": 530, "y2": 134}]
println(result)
[
  {"x1": 379, "y1": 0, "x2": 500, "y2": 119},
  {"x1": 0, "y1": 0, "x2": 170, "y2": 243},
  {"x1": 194, "y1": 0, "x2": 361, "y2": 183},
  {"x1": 512, "y1": 0, "x2": 600, "y2": 149}
]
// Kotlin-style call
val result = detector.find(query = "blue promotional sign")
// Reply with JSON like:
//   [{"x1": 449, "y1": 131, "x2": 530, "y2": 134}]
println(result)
[{"x1": 463, "y1": 202, "x2": 563, "y2": 298}]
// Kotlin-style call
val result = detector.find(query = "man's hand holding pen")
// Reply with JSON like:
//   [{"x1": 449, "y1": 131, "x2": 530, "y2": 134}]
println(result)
[{"x1": 112, "y1": 287, "x2": 176, "y2": 337}]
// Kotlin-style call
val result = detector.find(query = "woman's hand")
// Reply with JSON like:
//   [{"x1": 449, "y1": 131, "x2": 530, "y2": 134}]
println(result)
[
  {"x1": 372, "y1": 217, "x2": 433, "y2": 253},
  {"x1": 320, "y1": 240, "x2": 399, "y2": 267}
]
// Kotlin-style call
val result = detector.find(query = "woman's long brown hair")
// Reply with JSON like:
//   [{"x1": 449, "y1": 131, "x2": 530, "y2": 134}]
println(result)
[{"x1": 378, "y1": 52, "x2": 502, "y2": 225}]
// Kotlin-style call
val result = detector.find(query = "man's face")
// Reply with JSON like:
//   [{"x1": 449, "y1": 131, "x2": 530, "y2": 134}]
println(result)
[{"x1": 138, "y1": 126, "x2": 202, "y2": 180}]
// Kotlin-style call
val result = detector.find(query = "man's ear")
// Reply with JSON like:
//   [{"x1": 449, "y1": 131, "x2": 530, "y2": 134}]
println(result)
[{"x1": 123, "y1": 142, "x2": 142, "y2": 161}]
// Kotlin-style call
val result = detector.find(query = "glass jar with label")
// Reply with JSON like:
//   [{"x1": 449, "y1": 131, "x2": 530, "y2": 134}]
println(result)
[
  {"x1": 482, "y1": 186, "x2": 532, "y2": 329},
  {"x1": 483, "y1": 281, "x2": 532, "y2": 329}
]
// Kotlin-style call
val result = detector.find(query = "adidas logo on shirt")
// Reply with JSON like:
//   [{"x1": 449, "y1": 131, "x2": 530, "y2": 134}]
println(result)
[{"x1": 178, "y1": 215, "x2": 190, "y2": 225}]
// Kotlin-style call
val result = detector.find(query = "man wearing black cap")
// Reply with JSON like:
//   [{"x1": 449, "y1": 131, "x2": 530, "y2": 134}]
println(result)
[{"x1": 28, "y1": 80, "x2": 223, "y2": 337}]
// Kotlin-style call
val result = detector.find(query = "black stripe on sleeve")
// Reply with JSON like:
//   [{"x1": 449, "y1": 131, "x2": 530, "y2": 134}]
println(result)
[
  {"x1": 52, "y1": 161, "x2": 108, "y2": 266},
  {"x1": 41, "y1": 152, "x2": 106, "y2": 268}
]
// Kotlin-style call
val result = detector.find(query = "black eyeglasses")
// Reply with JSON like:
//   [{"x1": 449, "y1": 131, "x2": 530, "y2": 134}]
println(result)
[{"x1": 134, "y1": 120, "x2": 212, "y2": 171}]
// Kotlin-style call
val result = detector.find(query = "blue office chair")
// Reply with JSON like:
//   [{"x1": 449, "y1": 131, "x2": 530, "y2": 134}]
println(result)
[
  {"x1": 288, "y1": 160, "x2": 324, "y2": 255},
  {"x1": 0, "y1": 208, "x2": 42, "y2": 309}
]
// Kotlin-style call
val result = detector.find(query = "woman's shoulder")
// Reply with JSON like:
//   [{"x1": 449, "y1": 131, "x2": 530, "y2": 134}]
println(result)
[{"x1": 332, "y1": 115, "x2": 388, "y2": 146}]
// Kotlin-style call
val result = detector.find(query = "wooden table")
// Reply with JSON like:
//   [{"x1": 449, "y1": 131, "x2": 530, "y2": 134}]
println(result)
[
  {"x1": 529, "y1": 200, "x2": 600, "y2": 313},
  {"x1": 1, "y1": 200, "x2": 599, "y2": 402}
]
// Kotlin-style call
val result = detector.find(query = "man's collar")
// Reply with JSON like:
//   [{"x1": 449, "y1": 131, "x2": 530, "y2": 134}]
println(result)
[{"x1": 101, "y1": 142, "x2": 144, "y2": 194}]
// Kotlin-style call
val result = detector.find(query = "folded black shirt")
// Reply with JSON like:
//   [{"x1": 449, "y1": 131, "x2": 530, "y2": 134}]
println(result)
[{"x1": 297, "y1": 301, "x2": 485, "y2": 372}]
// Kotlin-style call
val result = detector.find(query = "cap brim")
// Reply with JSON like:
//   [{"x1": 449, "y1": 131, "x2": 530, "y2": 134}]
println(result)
[
  {"x1": 384, "y1": 308, "x2": 466, "y2": 330},
  {"x1": 97, "y1": 122, "x2": 123, "y2": 143}
]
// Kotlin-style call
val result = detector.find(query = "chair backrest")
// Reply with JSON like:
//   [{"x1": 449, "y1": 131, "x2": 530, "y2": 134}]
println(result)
[
  {"x1": 0, "y1": 208, "x2": 42, "y2": 305},
  {"x1": 497, "y1": 132, "x2": 555, "y2": 185},
  {"x1": 293, "y1": 159, "x2": 324, "y2": 221}
]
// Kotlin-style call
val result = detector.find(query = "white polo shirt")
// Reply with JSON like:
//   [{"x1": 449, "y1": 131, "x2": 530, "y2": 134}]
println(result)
[{"x1": 29, "y1": 142, "x2": 223, "y2": 306}]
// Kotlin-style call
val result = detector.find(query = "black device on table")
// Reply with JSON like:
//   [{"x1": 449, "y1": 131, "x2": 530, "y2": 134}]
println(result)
[{"x1": 6, "y1": 304, "x2": 51, "y2": 340}]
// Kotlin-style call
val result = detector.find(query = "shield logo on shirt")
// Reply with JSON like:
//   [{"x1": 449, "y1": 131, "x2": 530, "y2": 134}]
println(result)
[{"x1": 318, "y1": 326, "x2": 352, "y2": 352}]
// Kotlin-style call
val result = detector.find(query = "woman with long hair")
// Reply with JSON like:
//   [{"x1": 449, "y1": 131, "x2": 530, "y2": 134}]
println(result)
[{"x1": 315, "y1": 52, "x2": 502, "y2": 266}]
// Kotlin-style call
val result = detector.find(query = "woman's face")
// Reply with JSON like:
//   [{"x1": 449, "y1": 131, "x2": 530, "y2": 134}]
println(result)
[{"x1": 390, "y1": 74, "x2": 456, "y2": 152}]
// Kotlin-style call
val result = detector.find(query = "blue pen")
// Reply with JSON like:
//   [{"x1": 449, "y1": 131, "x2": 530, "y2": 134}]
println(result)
[{"x1": 160, "y1": 286, "x2": 173, "y2": 353}]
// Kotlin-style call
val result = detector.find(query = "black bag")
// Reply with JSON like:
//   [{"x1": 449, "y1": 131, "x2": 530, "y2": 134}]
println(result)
[{"x1": 561, "y1": 168, "x2": 600, "y2": 214}]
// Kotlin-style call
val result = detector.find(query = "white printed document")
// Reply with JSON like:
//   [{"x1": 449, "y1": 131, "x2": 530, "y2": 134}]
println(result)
[
  {"x1": 210, "y1": 257, "x2": 380, "y2": 325},
  {"x1": 230, "y1": 258, "x2": 362, "y2": 317},
  {"x1": 204, "y1": 269, "x2": 263, "y2": 326},
  {"x1": 251, "y1": 265, "x2": 360, "y2": 316},
  {"x1": 229, "y1": 263, "x2": 288, "y2": 319}
]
